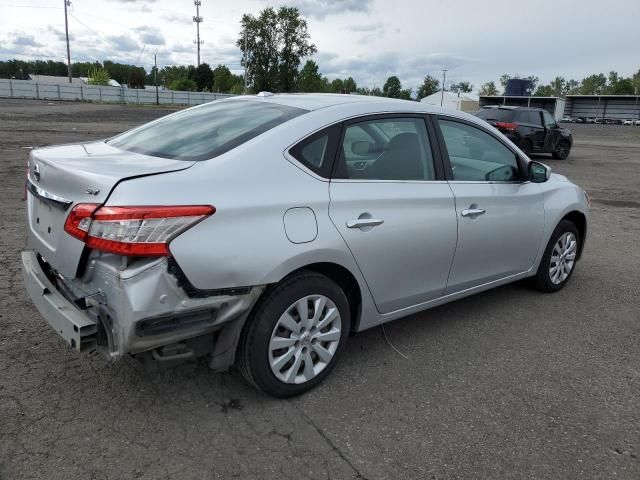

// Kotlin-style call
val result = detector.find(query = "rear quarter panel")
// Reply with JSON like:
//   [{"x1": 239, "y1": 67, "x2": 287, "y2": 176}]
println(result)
[{"x1": 105, "y1": 111, "x2": 374, "y2": 308}]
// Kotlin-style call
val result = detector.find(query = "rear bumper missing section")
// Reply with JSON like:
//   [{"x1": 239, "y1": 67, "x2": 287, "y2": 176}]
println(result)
[
  {"x1": 21, "y1": 250, "x2": 264, "y2": 363},
  {"x1": 22, "y1": 251, "x2": 98, "y2": 352}
]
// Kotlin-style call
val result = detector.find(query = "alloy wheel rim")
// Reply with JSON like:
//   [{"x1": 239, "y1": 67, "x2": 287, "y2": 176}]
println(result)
[
  {"x1": 549, "y1": 232, "x2": 577, "y2": 285},
  {"x1": 268, "y1": 295, "x2": 341, "y2": 384}
]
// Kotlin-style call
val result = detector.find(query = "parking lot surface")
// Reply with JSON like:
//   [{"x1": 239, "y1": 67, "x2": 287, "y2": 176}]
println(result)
[{"x1": 1, "y1": 99, "x2": 639, "y2": 479}]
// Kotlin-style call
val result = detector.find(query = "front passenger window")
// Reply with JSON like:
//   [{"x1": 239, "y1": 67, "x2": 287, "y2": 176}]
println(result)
[
  {"x1": 438, "y1": 119, "x2": 520, "y2": 182},
  {"x1": 335, "y1": 118, "x2": 435, "y2": 181}
]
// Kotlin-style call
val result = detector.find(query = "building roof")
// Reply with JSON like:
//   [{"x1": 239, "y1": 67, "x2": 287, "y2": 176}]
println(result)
[{"x1": 566, "y1": 94, "x2": 640, "y2": 99}]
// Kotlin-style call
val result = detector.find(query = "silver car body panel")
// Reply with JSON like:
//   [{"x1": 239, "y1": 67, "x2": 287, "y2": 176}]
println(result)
[{"x1": 22, "y1": 94, "x2": 589, "y2": 362}]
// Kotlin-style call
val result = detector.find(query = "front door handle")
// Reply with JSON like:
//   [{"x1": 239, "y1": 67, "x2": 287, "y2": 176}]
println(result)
[
  {"x1": 346, "y1": 218, "x2": 384, "y2": 228},
  {"x1": 461, "y1": 208, "x2": 486, "y2": 217}
]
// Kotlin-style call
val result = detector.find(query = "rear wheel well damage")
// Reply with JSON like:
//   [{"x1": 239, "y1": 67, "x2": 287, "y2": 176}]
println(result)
[
  {"x1": 561, "y1": 210, "x2": 587, "y2": 259},
  {"x1": 209, "y1": 262, "x2": 363, "y2": 373}
]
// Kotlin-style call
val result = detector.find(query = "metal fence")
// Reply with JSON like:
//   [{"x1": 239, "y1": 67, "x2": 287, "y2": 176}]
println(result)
[{"x1": 0, "y1": 78, "x2": 234, "y2": 105}]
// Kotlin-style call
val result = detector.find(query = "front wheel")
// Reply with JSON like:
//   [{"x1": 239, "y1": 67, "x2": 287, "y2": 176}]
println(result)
[
  {"x1": 237, "y1": 271, "x2": 350, "y2": 397},
  {"x1": 552, "y1": 140, "x2": 571, "y2": 160},
  {"x1": 531, "y1": 220, "x2": 580, "y2": 292}
]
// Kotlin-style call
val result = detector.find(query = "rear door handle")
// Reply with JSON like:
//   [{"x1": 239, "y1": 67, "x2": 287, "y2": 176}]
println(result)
[
  {"x1": 346, "y1": 218, "x2": 384, "y2": 228},
  {"x1": 461, "y1": 208, "x2": 486, "y2": 217}
]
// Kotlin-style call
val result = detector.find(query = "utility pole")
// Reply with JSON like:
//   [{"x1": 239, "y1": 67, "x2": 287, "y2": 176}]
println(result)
[
  {"x1": 243, "y1": 29, "x2": 248, "y2": 94},
  {"x1": 154, "y1": 54, "x2": 159, "y2": 105},
  {"x1": 63, "y1": 0, "x2": 72, "y2": 83},
  {"x1": 193, "y1": 1, "x2": 203, "y2": 66},
  {"x1": 440, "y1": 68, "x2": 448, "y2": 107}
]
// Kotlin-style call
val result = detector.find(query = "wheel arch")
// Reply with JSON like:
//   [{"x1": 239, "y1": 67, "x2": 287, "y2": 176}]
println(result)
[
  {"x1": 279, "y1": 262, "x2": 363, "y2": 333},
  {"x1": 560, "y1": 210, "x2": 587, "y2": 259}
]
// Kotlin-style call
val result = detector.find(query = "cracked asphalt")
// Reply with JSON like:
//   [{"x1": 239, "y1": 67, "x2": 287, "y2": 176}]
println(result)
[{"x1": 1, "y1": 99, "x2": 639, "y2": 479}]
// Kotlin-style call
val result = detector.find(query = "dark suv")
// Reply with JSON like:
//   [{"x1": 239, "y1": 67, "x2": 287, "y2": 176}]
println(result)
[{"x1": 474, "y1": 106, "x2": 573, "y2": 159}]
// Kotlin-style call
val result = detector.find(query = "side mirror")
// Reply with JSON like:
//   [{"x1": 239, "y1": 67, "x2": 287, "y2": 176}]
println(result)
[
  {"x1": 351, "y1": 141, "x2": 372, "y2": 156},
  {"x1": 528, "y1": 160, "x2": 551, "y2": 183}
]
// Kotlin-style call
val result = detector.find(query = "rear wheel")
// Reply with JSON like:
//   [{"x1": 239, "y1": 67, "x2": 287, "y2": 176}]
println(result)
[
  {"x1": 237, "y1": 271, "x2": 350, "y2": 397},
  {"x1": 552, "y1": 140, "x2": 571, "y2": 160},
  {"x1": 531, "y1": 220, "x2": 580, "y2": 292}
]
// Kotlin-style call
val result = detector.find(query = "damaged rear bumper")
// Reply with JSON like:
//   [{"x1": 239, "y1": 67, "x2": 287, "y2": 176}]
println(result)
[{"x1": 21, "y1": 250, "x2": 263, "y2": 363}]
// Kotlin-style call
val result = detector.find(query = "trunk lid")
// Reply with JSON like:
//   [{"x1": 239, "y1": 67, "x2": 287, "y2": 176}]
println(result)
[{"x1": 27, "y1": 141, "x2": 195, "y2": 278}]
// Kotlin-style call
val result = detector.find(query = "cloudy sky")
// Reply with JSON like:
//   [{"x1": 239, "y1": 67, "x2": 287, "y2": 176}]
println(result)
[{"x1": 1, "y1": 0, "x2": 639, "y2": 92}]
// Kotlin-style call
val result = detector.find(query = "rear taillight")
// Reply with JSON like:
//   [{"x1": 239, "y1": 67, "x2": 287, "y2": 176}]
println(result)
[
  {"x1": 64, "y1": 204, "x2": 215, "y2": 256},
  {"x1": 495, "y1": 121, "x2": 518, "y2": 131}
]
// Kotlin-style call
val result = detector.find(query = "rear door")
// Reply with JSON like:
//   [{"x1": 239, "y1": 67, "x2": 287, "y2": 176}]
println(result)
[
  {"x1": 526, "y1": 110, "x2": 546, "y2": 150},
  {"x1": 542, "y1": 110, "x2": 562, "y2": 152},
  {"x1": 328, "y1": 115, "x2": 458, "y2": 314},
  {"x1": 433, "y1": 116, "x2": 545, "y2": 294}
]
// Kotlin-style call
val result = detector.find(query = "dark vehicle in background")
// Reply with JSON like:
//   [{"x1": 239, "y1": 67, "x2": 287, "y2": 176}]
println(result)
[{"x1": 475, "y1": 106, "x2": 573, "y2": 160}]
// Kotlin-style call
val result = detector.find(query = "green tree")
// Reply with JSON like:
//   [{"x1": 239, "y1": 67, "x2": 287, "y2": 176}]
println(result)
[
  {"x1": 564, "y1": 79, "x2": 580, "y2": 95},
  {"x1": 479, "y1": 81, "x2": 498, "y2": 96},
  {"x1": 169, "y1": 78, "x2": 197, "y2": 91},
  {"x1": 632, "y1": 69, "x2": 640, "y2": 94},
  {"x1": 416, "y1": 75, "x2": 439, "y2": 99},
  {"x1": 238, "y1": 6, "x2": 316, "y2": 92},
  {"x1": 534, "y1": 85, "x2": 555, "y2": 96},
  {"x1": 277, "y1": 6, "x2": 316, "y2": 92},
  {"x1": 399, "y1": 88, "x2": 412, "y2": 100},
  {"x1": 450, "y1": 81, "x2": 473, "y2": 94},
  {"x1": 609, "y1": 78, "x2": 634, "y2": 95},
  {"x1": 343, "y1": 77, "x2": 357, "y2": 93},
  {"x1": 127, "y1": 67, "x2": 146, "y2": 88},
  {"x1": 383, "y1": 75, "x2": 402, "y2": 98},
  {"x1": 86, "y1": 67, "x2": 110, "y2": 86},
  {"x1": 193, "y1": 63, "x2": 214, "y2": 91},
  {"x1": 212, "y1": 64, "x2": 234, "y2": 92},
  {"x1": 580, "y1": 73, "x2": 607, "y2": 94},
  {"x1": 370, "y1": 87, "x2": 383, "y2": 97},
  {"x1": 499, "y1": 74, "x2": 510, "y2": 92},
  {"x1": 297, "y1": 60, "x2": 325, "y2": 92}
]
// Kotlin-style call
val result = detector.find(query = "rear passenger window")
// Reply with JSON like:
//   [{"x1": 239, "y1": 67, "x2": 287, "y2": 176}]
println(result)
[
  {"x1": 438, "y1": 119, "x2": 520, "y2": 182},
  {"x1": 529, "y1": 111, "x2": 542, "y2": 126},
  {"x1": 289, "y1": 125, "x2": 340, "y2": 178}
]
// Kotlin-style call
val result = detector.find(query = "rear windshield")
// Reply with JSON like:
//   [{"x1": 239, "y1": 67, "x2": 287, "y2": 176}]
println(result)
[
  {"x1": 475, "y1": 108, "x2": 515, "y2": 122},
  {"x1": 108, "y1": 99, "x2": 307, "y2": 161}
]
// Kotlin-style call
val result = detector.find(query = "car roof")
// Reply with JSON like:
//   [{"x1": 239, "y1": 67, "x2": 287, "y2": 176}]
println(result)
[
  {"x1": 232, "y1": 92, "x2": 446, "y2": 113},
  {"x1": 216, "y1": 93, "x2": 492, "y2": 132},
  {"x1": 481, "y1": 105, "x2": 542, "y2": 112}
]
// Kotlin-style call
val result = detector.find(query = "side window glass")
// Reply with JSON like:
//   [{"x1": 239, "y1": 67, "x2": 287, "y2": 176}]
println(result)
[
  {"x1": 543, "y1": 111, "x2": 557, "y2": 128},
  {"x1": 289, "y1": 125, "x2": 339, "y2": 178},
  {"x1": 438, "y1": 119, "x2": 520, "y2": 182},
  {"x1": 529, "y1": 111, "x2": 543, "y2": 126},
  {"x1": 335, "y1": 118, "x2": 435, "y2": 180}
]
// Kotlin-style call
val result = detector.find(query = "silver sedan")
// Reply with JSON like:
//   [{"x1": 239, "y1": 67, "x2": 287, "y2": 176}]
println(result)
[{"x1": 22, "y1": 93, "x2": 589, "y2": 397}]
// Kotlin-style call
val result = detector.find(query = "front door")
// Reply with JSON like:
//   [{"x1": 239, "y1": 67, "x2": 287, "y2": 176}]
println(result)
[
  {"x1": 434, "y1": 117, "x2": 546, "y2": 294},
  {"x1": 329, "y1": 116, "x2": 458, "y2": 314}
]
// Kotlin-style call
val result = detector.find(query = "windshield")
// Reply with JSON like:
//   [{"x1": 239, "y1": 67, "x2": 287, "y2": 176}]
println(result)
[
  {"x1": 475, "y1": 108, "x2": 516, "y2": 122},
  {"x1": 108, "y1": 99, "x2": 307, "y2": 161}
]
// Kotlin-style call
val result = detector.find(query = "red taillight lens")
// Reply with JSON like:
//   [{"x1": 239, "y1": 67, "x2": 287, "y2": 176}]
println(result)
[
  {"x1": 495, "y1": 121, "x2": 518, "y2": 131},
  {"x1": 64, "y1": 204, "x2": 215, "y2": 257}
]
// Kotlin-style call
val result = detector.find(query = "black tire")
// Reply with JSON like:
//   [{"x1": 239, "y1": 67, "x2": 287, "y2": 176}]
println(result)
[
  {"x1": 552, "y1": 140, "x2": 571, "y2": 160},
  {"x1": 531, "y1": 220, "x2": 580, "y2": 292},
  {"x1": 237, "y1": 271, "x2": 350, "y2": 398},
  {"x1": 519, "y1": 138, "x2": 533, "y2": 155}
]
